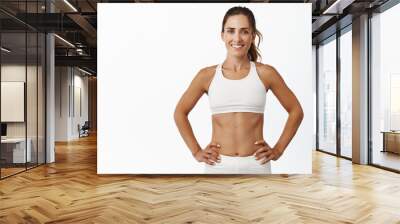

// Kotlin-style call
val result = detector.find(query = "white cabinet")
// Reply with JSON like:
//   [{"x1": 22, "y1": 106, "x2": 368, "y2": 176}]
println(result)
[
  {"x1": 1, "y1": 138, "x2": 32, "y2": 163},
  {"x1": 382, "y1": 131, "x2": 400, "y2": 154}
]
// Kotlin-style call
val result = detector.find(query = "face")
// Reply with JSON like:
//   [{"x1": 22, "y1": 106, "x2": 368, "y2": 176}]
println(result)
[{"x1": 221, "y1": 14, "x2": 255, "y2": 58}]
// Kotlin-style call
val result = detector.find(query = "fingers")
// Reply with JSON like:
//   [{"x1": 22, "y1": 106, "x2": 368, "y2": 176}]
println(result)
[
  {"x1": 205, "y1": 147, "x2": 220, "y2": 161},
  {"x1": 257, "y1": 148, "x2": 282, "y2": 164},
  {"x1": 254, "y1": 145, "x2": 272, "y2": 157},
  {"x1": 258, "y1": 153, "x2": 273, "y2": 165},
  {"x1": 254, "y1": 139, "x2": 271, "y2": 153},
  {"x1": 201, "y1": 153, "x2": 213, "y2": 165},
  {"x1": 254, "y1": 140, "x2": 266, "y2": 146},
  {"x1": 208, "y1": 142, "x2": 221, "y2": 147},
  {"x1": 254, "y1": 140, "x2": 272, "y2": 149},
  {"x1": 254, "y1": 145, "x2": 275, "y2": 164},
  {"x1": 206, "y1": 145, "x2": 220, "y2": 155},
  {"x1": 259, "y1": 157, "x2": 269, "y2": 165},
  {"x1": 205, "y1": 159, "x2": 215, "y2": 165},
  {"x1": 205, "y1": 148, "x2": 219, "y2": 157},
  {"x1": 204, "y1": 143, "x2": 221, "y2": 165},
  {"x1": 254, "y1": 147, "x2": 266, "y2": 156},
  {"x1": 203, "y1": 143, "x2": 221, "y2": 165},
  {"x1": 207, "y1": 143, "x2": 221, "y2": 152},
  {"x1": 205, "y1": 157, "x2": 219, "y2": 165},
  {"x1": 204, "y1": 151, "x2": 220, "y2": 164},
  {"x1": 254, "y1": 149, "x2": 272, "y2": 160}
]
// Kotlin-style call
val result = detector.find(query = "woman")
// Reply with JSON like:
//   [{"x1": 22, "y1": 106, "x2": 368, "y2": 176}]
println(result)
[{"x1": 174, "y1": 6, "x2": 303, "y2": 174}]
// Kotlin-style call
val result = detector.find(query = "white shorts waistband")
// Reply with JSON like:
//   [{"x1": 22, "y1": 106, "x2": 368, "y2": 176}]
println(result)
[{"x1": 204, "y1": 154, "x2": 271, "y2": 174}]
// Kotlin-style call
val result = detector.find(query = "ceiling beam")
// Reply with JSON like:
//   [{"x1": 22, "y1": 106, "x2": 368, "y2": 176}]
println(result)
[
  {"x1": 55, "y1": 55, "x2": 96, "y2": 72},
  {"x1": 322, "y1": 0, "x2": 356, "y2": 14}
]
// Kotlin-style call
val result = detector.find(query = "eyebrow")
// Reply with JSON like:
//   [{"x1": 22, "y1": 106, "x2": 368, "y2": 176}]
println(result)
[{"x1": 225, "y1": 27, "x2": 250, "y2": 30}]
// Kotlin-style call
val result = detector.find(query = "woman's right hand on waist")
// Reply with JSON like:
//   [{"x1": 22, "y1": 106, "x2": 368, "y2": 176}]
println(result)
[{"x1": 193, "y1": 143, "x2": 221, "y2": 165}]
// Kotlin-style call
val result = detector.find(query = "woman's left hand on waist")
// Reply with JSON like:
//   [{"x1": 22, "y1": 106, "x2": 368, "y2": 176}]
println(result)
[{"x1": 253, "y1": 140, "x2": 284, "y2": 164}]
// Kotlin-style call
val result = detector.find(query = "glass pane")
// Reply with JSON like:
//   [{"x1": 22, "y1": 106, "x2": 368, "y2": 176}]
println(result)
[
  {"x1": 318, "y1": 37, "x2": 337, "y2": 154},
  {"x1": 27, "y1": 31, "x2": 38, "y2": 169},
  {"x1": 340, "y1": 29, "x2": 352, "y2": 158},
  {"x1": 1, "y1": 32, "x2": 27, "y2": 177},
  {"x1": 0, "y1": 1, "x2": 46, "y2": 178},
  {"x1": 38, "y1": 32, "x2": 45, "y2": 165},
  {"x1": 371, "y1": 4, "x2": 400, "y2": 171},
  {"x1": 24, "y1": 0, "x2": 38, "y2": 169},
  {"x1": 313, "y1": 45, "x2": 317, "y2": 150}
]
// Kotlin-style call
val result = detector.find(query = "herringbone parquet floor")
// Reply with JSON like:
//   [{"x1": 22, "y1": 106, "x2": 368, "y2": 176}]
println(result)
[{"x1": 1, "y1": 134, "x2": 400, "y2": 224}]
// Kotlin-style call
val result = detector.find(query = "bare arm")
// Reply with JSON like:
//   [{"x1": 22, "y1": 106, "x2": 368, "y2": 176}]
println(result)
[
  {"x1": 259, "y1": 65, "x2": 304, "y2": 156},
  {"x1": 173, "y1": 69, "x2": 207, "y2": 156}
]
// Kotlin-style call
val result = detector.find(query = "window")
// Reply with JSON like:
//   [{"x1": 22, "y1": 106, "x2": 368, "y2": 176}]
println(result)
[
  {"x1": 339, "y1": 28, "x2": 352, "y2": 158},
  {"x1": 371, "y1": 2, "x2": 400, "y2": 171},
  {"x1": 318, "y1": 36, "x2": 337, "y2": 154}
]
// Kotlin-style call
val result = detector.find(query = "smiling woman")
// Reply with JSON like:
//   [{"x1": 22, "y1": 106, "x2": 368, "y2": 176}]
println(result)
[
  {"x1": 97, "y1": 3, "x2": 312, "y2": 174},
  {"x1": 221, "y1": 7, "x2": 263, "y2": 63},
  {"x1": 173, "y1": 6, "x2": 304, "y2": 174}
]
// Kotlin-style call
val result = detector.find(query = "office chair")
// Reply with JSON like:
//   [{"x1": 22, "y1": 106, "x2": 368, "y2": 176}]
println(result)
[{"x1": 79, "y1": 121, "x2": 90, "y2": 138}]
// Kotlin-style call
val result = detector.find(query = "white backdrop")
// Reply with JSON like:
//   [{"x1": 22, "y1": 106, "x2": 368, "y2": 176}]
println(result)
[{"x1": 98, "y1": 3, "x2": 312, "y2": 174}]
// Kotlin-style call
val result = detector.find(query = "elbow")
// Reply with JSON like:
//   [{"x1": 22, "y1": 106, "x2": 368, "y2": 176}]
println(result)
[
  {"x1": 289, "y1": 105, "x2": 304, "y2": 124},
  {"x1": 296, "y1": 106, "x2": 304, "y2": 124},
  {"x1": 174, "y1": 107, "x2": 187, "y2": 123},
  {"x1": 173, "y1": 109, "x2": 181, "y2": 123}
]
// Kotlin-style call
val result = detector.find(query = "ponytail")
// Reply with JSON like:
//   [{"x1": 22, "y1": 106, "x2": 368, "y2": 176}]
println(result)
[{"x1": 248, "y1": 29, "x2": 262, "y2": 62}]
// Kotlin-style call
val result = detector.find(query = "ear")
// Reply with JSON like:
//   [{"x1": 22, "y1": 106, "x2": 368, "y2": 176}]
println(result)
[{"x1": 221, "y1": 31, "x2": 224, "y2": 41}]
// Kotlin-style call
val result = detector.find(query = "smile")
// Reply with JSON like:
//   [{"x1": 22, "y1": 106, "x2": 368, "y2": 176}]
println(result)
[{"x1": 231, "y1": 44, "x2": 244, "y2": 49}]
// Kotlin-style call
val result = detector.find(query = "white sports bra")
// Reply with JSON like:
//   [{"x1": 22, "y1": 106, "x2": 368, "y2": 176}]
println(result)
[{"x1": 208, "y1": 61, "x2": 267, "y2": 115}]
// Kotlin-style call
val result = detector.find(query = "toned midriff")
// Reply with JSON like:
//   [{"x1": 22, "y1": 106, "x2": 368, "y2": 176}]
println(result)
[{"x1": 211, "y1": 112, "x2": 264, "y2": 156}]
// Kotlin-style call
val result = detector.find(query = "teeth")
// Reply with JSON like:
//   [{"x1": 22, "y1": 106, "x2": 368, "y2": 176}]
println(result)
[{"x1": 232, "y1": 45, "x2": 243, "y2": 48}]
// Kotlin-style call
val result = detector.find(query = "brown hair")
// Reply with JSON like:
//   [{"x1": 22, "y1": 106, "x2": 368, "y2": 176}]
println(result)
[{"x1": 221, "y1": 6, "x2": 263, "y2": 62}]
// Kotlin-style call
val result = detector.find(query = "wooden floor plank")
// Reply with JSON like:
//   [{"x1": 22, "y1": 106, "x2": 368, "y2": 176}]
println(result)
[{"x1": 0, "y1": 134, "x2": 400, "y2": 223}]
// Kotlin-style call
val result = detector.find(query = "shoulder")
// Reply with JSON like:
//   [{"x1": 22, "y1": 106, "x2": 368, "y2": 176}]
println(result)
[
  {"x1": 192, "y1": 65, "x2": 218, "y2": 85},
  {"x1": 189, "y1": 65, "x2": 218, "y2": 91},
  {"x1": 254, "y1": 62, "x2": 278, "y2": 77},
  {"x1": 254, "y1": 62, "x2": 281, "y2": 89},
  {"x1": 197, "y1": 65, "x2": 218, "y2": 79}
]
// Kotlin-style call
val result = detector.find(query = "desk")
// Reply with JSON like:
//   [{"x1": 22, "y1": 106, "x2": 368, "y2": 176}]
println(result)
[
  {"x1": 1, "y1": 138, "x2": 31, "y2": 163},
  {"x1": 381, "y1": 131, "x2": 400, "y2": 154}
]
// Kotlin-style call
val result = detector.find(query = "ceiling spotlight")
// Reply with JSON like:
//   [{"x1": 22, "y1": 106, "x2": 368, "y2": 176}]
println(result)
[
  {"x1": 78, "y1": 67, "x2": 93, "y2": 76},
  {"x1": 63, "y1": 0, "x2": 78, "y2": 12},
  {"x1": 1, "y1": 47, "x2": 11, "y2": 53},
  {"x1": 54, "y1": 34, "x2": 75, "y2": 48},
  {"x1": 322, "y1": 0, "x2": 355, "y2": 15}
]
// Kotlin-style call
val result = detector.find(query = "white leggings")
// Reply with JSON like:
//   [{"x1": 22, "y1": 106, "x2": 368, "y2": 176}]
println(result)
[{"x1": 204, "y1": 154, "x2": 271, "y2": 174}]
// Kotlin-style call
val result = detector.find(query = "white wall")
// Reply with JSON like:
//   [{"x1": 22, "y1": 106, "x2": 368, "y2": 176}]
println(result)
[
  {"x1": 71, "y1": 72, "x2": 89, "y2": 138},
  {"x1": 55, "y1": 67, "x2": 89, "y2": 141},
  {"x1": 55, "y1": 66, "x2": 69, "y2": 141}
]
